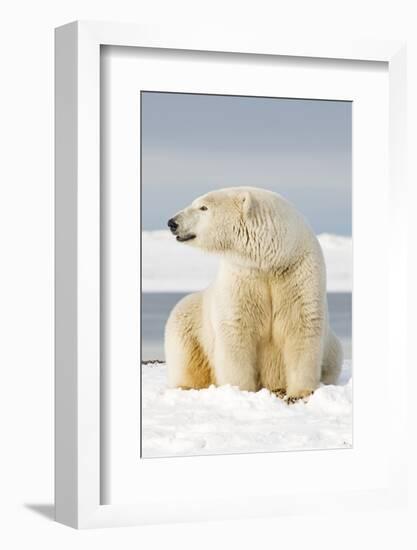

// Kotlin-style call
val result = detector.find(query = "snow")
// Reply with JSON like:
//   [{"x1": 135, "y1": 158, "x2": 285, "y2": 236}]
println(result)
[
  {"x1": 142, "y1": 360, "x2": 352, "y2": 458},
  {"x1": 142, "y1": 230, "x2": 352, "y2": 293}
]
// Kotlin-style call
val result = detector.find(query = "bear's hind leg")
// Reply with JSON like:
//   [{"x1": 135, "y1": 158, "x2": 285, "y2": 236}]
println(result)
[
  {"x1": 321, "y1": 329, "x2": 343, "y2": 385},
  {"x1": 165, "y1": 293, "x2": 213, "y2": 389}
]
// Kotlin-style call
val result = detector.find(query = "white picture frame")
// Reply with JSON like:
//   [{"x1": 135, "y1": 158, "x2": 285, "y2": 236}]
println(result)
[{"x1": 55, "y1": 21, "x2": 407, "y2": 529}]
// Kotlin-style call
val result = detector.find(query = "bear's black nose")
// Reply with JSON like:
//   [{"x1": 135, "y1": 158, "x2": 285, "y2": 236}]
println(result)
[{"x1": 167, "y1": 218, "x2": 178, "y2": 232}]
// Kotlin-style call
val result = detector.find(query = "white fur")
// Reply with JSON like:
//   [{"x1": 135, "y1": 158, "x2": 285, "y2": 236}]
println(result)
[{"x1": 165, "y1": 187, "x2": 343, "y2": 399}]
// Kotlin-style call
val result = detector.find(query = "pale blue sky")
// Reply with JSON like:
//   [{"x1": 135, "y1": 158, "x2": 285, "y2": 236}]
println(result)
[{"x1": 141, "y1": 92, "x2": 352, "y2": 235}]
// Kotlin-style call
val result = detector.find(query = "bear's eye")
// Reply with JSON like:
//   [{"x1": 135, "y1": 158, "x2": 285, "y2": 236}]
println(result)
[{"x1": 199, "y1": 205, "x2": 208, "y2": 211}]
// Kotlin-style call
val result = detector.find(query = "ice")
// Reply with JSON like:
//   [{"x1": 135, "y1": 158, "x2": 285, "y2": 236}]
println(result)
[{"x1": 142, "y1": 230, "x2": 352, "y2": 293}]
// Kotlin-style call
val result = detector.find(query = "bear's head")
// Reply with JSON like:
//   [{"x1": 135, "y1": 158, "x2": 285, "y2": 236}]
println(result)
[{"x1": 167, "y1": 187, "x2": 310, "y2": 270}]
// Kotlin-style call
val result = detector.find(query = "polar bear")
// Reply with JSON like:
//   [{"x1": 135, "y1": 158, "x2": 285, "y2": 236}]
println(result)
[{"x1": 165, "y1": 187, "x2": 342, "y2": 400}]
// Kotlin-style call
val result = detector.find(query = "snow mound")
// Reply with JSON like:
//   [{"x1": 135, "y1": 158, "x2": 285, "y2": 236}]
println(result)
[
  {"x1": 317, "y1": 233, "x2": 352, "y2": 292},
  {"x1": 142, "y1": 230, "x2": 352, "y2": 293},
  {"x1": 142, "y1": 361, "x2": 352, "y2": 458}
]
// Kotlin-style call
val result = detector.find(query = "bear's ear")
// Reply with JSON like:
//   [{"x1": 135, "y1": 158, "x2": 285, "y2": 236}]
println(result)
[{"x1": 239, "y1": 190, "x2": 254, "y2": 216}]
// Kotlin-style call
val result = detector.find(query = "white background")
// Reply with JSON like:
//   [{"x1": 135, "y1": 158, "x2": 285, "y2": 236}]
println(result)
[{"x1": 0, "y1": 1, "x2": 416, "y2": 548}]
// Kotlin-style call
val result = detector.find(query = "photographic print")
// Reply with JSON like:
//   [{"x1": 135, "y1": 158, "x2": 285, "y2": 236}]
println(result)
[{"x1": 141, "y1": 91, "x2": 352, "y2": 458}]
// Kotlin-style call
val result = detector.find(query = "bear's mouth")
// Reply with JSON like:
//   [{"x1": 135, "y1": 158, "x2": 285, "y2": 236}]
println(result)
[{"x1": 176, "y1": 234, "x2": 196, "y2": 242}]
